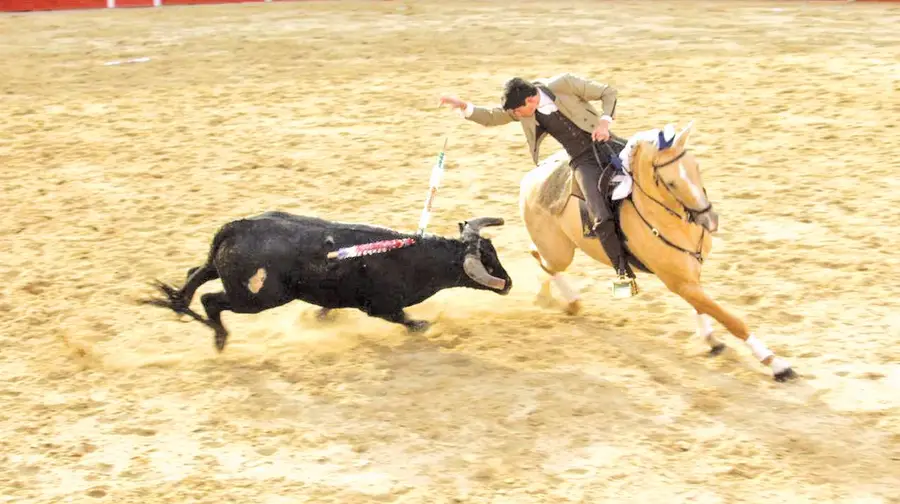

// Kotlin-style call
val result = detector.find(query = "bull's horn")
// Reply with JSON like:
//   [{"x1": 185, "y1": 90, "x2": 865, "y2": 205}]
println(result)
[
  {"x1": 462, "y1": 217, "x2": 505, "y2": 236},
  {"x1": 463, "y1": 255, "x2": 507, "y2": 290}
]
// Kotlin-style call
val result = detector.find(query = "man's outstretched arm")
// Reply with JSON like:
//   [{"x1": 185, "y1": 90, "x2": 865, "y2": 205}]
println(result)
[{"x1": 439, "y1": 96, "x2": 516, "y2": 127}]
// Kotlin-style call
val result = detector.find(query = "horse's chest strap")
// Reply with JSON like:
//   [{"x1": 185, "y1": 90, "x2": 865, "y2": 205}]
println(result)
[{"x1": 633, "y1": 202, "x2": 705, "y2": 264}]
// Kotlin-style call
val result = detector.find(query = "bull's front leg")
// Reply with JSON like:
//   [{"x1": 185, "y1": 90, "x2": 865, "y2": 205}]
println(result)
[{"x1": 372, "y1": 310, "x2": 431, "y2": 333}]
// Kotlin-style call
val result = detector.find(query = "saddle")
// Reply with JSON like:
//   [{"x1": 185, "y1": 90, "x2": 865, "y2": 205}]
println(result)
[
  {"x1": 534, "y1": 136, "x2": 653, "y2": 274},
  {"x1": 538, "y1": 138, "x2": 623, "y2": 206}
]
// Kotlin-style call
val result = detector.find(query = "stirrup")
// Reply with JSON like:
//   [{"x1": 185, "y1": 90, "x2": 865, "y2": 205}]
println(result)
[{"x1": 612, "y1": 274, "x2": 638, "y2": 299}]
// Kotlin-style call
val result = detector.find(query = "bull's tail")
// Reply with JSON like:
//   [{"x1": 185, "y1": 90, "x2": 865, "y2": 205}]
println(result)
[
  {"x1": 140, "y1": 278, "x2": 212, "y2": 325},
  {"x1": 139, "y1": 224, "x2": 231, "y2": 324}
]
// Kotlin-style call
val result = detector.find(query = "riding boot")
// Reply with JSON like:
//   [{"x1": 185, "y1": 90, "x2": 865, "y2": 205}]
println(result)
[
  {"x1": 592, "y1": 218, "x2": 639, "y2": 297},
  {"x1": 592, "y1": 219, "x2": 627, "y2": 276}
]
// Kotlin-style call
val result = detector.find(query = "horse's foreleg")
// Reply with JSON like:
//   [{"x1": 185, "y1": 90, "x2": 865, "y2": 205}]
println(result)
[
  {"x1": 696, "y1": 311, "x2": 726, "y2": 356},
  {"x1": 675, "y1": 282, "x2": 795, "y2": 382},
  {"x1": 529, "y1": 247, "x2": 580, "y2": 315}
]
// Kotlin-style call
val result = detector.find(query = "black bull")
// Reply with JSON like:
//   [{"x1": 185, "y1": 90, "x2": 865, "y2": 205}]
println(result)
[{"x1": 141, "y1": 211, "x2": 512, "y2": 350}]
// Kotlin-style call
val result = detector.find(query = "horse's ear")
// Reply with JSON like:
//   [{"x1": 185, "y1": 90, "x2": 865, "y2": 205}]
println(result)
[
  {"x1": 675, "y1": 120, "x2": 695, "y2": 149},
  {"x1": 635, "y1": 140, "x2": 656, "y2": 165}
]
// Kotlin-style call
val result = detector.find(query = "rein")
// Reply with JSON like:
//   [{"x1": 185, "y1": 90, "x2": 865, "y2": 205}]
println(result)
[{"x1": 593, "y1": 142, "x2": 707, "y2": 264}]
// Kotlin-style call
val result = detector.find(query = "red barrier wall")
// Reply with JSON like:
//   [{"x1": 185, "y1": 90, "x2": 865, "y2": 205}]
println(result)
[
  {"x1": 1, "y1": 0, "x2": 106, "y2": 11},
  {"x1": 160, "y1": 0, "x2": 259, "y2": 5},
  {"x1": 163, "y1": 0, "x2": 257, "y2": 4},
  {"x1": 115, "y1": 0, "x2": 154, "y2": 7}
]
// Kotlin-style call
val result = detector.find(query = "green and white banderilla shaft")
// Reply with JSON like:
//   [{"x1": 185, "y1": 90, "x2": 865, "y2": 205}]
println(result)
[{"x1": 416, "y1": 136, "x2": 449, "y2": 235}]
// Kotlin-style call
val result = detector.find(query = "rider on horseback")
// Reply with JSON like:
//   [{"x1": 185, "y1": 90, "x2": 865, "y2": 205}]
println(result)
[{"x1": 439, "y1": 73, "x2": 635, "y2": 291}]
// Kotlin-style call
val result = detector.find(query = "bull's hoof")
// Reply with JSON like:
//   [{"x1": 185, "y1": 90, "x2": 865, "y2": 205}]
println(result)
[
  {"x1": 564, "y1": 300, "x2": 582, "y2": 316},
  {"x1": 214, "y1": 330, "x2": 228, "y2": 352},
  {"x1": 406, "y1": 320, "x2": 432, "y2": 333},
  {"x1": 709, "y1": 343, "x2": 726, "y2": 357},
  {"x1": 316, "y1": 308, "x2": 332, "y2": 321},
  {"x1": 774, "y1": 367, "x2": 797, "y2": 382}
]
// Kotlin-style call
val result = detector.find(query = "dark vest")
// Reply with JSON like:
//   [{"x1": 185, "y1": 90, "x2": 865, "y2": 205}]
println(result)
[{"x1": 535, "y1": 108, "x2": 594, "y2": 162}]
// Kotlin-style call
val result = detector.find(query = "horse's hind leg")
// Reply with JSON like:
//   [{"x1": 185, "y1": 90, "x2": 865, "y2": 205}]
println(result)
[
  {"x1": 527, "y1": 233, "x2": 579, "y2": 315},
  {"x1": 671, "y1": 280, "x2": 796, "y2": 382}
]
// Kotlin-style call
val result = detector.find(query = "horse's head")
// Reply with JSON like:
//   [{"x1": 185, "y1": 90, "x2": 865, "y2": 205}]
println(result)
[{"x1": 633, "y1": 122, "x2": 718, "y2": 233}]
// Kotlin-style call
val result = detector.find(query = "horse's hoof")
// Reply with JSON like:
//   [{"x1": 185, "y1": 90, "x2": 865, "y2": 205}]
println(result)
[
  {"x1": 709, "y1": 343, "x2": 726, "y2": 357},
  {"x1": 564, "y1": 300, "x2": 581, "y2": 316},
  {"x1": 774, "y1": 367, "x2": 797, "y2": 382},
  {"x1": 534, "y1": 294, "x2": 553, "y2": 309}
]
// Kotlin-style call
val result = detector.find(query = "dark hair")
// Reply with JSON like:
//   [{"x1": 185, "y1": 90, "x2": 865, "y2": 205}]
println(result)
[{"x1": 501, "y1": 77, "x2": 537, "y2": 110}]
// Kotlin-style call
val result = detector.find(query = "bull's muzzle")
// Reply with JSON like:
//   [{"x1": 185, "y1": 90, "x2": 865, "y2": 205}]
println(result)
[{"x1": 464, "y1": 255, "x2": 508, "y2": 293}]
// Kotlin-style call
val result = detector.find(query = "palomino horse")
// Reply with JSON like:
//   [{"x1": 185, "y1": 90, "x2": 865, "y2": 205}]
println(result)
[{"x1": 518, "y1": 122, "x2": 797, "y2": 382}]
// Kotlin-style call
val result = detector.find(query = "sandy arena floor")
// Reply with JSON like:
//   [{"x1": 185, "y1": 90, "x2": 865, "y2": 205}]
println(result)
[{"x1": 1, "y1": 0, "x2": 899, "y2": 502}]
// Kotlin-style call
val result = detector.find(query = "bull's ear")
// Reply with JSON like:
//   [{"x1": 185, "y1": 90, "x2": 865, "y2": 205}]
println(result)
[{"x1": 458, "y1": 222, "x2": 466, "y2": 236}]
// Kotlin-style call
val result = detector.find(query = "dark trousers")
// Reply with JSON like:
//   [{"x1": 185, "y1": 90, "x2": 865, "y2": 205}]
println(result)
[
  {"x1": 570, "y1": 138, "x2": 630, "y2": 276},
  {"x1": 571, "y1": 151, "x2": 613, "y2": 224}
]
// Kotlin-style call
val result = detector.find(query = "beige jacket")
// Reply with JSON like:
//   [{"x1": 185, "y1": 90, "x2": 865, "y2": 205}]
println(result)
[{"x1": 464, "y1": 73, "x2": 617, "y2": 165}]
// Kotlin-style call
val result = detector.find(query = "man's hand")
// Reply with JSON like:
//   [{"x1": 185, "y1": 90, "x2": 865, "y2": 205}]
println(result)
[
  {"x1": 439, "y1": 96, "x2": 467, "y2": 111},
  {"x1": 592, "y1": 117, "x2": 611, "y2": 142}
]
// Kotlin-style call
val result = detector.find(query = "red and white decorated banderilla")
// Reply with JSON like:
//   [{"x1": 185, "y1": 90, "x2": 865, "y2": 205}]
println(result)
[
  {"x1": 416, "y1": 136, "x2": 448, "y2": 235},
  {"x1": 326, "y1": 237, "x2": 417, "y2": 260},
  {"x1": 327, "y1": 136, "x2": 449, "y2": 261}
]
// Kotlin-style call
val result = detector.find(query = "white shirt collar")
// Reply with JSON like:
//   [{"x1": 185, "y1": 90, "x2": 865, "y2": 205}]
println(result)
[{"x1": 536, "y1": 88, "x2": 558, "y2": 114}]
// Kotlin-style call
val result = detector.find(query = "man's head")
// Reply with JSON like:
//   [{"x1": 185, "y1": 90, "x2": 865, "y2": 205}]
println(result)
[{"x1": 501, "y1": 77, "x2": 540, "y2": 119}]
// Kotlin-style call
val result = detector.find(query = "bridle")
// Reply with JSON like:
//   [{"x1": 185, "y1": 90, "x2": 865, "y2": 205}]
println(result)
[
  {"x1": 647, "y1": 149, "x2": 713, "y2": 223},
  {"x1": 593, "y1": 142, "x2": 711, "y2": 264}
]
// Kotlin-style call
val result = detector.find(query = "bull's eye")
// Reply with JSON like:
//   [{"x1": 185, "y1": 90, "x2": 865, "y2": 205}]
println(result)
[{"x1": 487, "y1": 266, "x2": 494, "y2": 274}]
